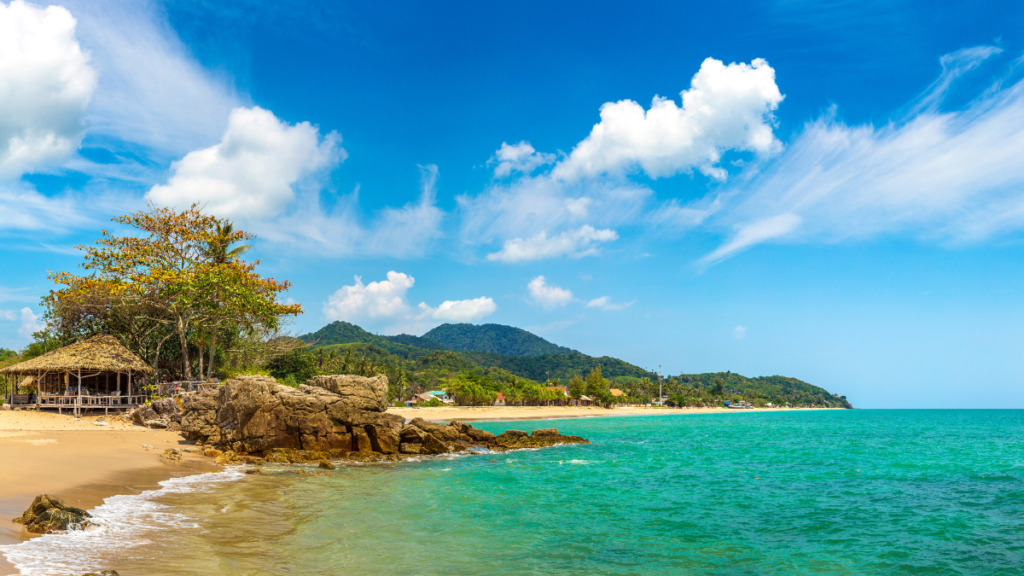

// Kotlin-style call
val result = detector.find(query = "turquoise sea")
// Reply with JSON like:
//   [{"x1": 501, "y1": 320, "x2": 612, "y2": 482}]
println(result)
[{"x1": 4, "y1": 410, "x2": 1024, "y2": 575}]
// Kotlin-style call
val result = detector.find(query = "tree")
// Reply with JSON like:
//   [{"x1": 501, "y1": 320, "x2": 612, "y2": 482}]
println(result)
[
  {"x1": 585, "y1": 365, "x2": 607, "y2": 397},
  {"x1": 44, "y1": 204, "x2": 302, "y2": 379},
  {"x1": 712, "y1": 377, "x2": 725, "y2": 396},
  {"x1": 568, "y1": 374, "x2": 586, "y2": 399}
]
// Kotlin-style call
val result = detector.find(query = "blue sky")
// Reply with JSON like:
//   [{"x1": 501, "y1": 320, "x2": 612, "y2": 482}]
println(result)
[{"x1": 2, "y1": 0, "x2": 1023, "y2": 408}]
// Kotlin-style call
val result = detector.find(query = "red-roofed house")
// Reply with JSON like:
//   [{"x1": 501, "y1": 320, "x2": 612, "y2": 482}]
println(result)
[{"x1": 494, "y1": 392, "x2": 506, "y2": 407}]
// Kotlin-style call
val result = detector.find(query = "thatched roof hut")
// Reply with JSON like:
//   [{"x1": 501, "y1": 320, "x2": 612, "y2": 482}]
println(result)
[{"x1": 0, "y1": 334, "x2": 153, "y2": 376}]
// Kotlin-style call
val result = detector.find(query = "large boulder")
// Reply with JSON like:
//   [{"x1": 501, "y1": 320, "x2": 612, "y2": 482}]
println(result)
[
  {"x1": 178, "y1": 374, "x2": 590, "y2": 459},
  {"x1": 304, "y1": 374, "x2": 388, "y2": 412},
  {"x1": 13, "y1": 494, "x2": 92, "y2": 534},
  {"x1": 150, "y1": 397, "x2": 180, "y2": 416},
  {"x1": 130, "y1": 404, "x2": 158, "y2": 425}
]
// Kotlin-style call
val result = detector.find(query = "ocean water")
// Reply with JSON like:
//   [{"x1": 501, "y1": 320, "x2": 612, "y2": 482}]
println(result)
[{"x1": 4, "y1": 410, "x2": 1024, "y2": 575}]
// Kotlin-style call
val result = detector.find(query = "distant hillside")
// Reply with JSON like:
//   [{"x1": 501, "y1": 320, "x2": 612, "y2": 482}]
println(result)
[
  {"x1": 386, "y1": 334, "x2": 447, "y2": 350},
  {"x1": 298, "y1": 321, "x2": 428, "y2": 358},
  {"x1": 421, "y1": 323, "x2": 577, "y2": 357},
  {"x1": 295, "y1": 321, "x2": 851, "y2": 408}
]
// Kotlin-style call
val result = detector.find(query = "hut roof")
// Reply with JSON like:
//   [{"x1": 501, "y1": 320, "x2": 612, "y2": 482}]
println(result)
[{"x1": 0, "y1": 334, "x2": 153, "y2": 375}]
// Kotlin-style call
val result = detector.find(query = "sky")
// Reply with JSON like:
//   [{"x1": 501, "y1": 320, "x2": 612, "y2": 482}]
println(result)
[{"x1": 1, "y1": 0, "x2": 1023, "y2": 408}]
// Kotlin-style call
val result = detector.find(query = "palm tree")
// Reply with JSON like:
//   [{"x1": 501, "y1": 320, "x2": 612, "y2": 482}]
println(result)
[
  {"x1": 201, "y1": 219, "x2": 252, "y2": 380},
  {"x1": 206, "y1": 219, "x2": 252, "y2": 264}
]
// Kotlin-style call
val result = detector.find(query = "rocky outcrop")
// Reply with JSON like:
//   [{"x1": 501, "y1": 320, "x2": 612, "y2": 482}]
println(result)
[
  {"x1": 180, "y1": 375, "x2": 589, "y2": 460},
  {"x1": 12, "y1": 494, "x2": 92, "y2": 534}
]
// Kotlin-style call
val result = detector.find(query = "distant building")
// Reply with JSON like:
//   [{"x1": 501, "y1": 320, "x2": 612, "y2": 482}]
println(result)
[
  {"x1": 610, "y1": 389, "x2": 624, "y2": 397},
  {"x1": 546, "y1": 386, "x2": 569, "y2": 406},
  {"x1": 494, "y1": 392, "x2": 506, "y2": 407},
  {"x1": 429, "y1": 390, "x2": 453, "y2": 404}
]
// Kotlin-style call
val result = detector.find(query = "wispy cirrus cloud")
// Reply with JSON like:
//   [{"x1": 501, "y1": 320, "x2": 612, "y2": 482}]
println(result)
[{"x1": 701, "y1": 46, "x2": 1024, "y2": 262}]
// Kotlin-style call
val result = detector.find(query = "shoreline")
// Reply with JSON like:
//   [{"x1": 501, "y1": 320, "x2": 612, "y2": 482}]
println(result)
[
  {"x1": 386, "y1": 405, "x2": 840, "y2": 422},
  {"x1": 0, "y1": 412, "x2": 215, "y2": 575}
]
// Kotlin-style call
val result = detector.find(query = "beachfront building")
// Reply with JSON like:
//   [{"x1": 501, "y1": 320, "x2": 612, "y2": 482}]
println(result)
[
  {"x1": 428, "y1": 390, "x2": 454, "y2": 405},
  {"x1": 493, "y1": 392, "x2": 506, "y2": 407},
  {"x1": 0, "y1": 334, "x2": 153, "y2": 415}
]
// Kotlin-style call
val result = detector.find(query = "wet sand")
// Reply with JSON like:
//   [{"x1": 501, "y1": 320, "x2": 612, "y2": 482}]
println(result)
[{"x1": 0, "y1": 411, "x2": 215, "y2": 575}]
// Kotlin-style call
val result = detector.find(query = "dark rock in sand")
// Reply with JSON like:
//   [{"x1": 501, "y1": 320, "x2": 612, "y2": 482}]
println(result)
[
  {"x1": 14, "y1": 494, "x2": 92, "y2": 534},
  {"x1": 81, "y1": 571, "x2": 120, "y2": 576},
  {"x1": 130, "y1": 404, "x2": 158, "y2": 424}
]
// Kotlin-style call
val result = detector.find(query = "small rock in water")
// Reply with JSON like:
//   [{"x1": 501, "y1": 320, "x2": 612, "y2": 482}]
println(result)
[
  {"x1": 13, "y1": 494, "x2": 92, "y2": 534},
  {"x1": 81, "y1": 571, "x2": 120, "y2": 575},
  {"x1": 318, "y1": 460, "x2": 336, "y2": 470}
]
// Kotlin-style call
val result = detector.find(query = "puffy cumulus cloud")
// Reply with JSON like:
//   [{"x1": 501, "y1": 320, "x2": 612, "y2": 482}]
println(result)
[
  {"x1": 527, "y1": 276, "x2": 573, "y2": 310},
  {"x1": 552, "y1": 58, "x2": 783, "y2": 181},
  {"x1": 490, "y1": 141, "x2": 556, "y2": 178},
  {"x1": 734, "y1": 326, "x2": 747, "y2": 340},
  {"x1": 0, "y1": 0, "x2": 97, "y2": 178},
  {"x1": 419, "y1": 297, "x2": 497, "y2": 322},
  {"x1": 147, "y1": 107, "x2": 343, "y2": 218},
  {"x1": 323, "y1": 271, "x2": 416, "y2": 322},
  {"x1": 0, "y1": 307, "x2": 44, "y2": 341},
  {"x1": 702, "y1": 46, "x2": 1024, "y2": 263},
  {"x1": 486, "y1": 225, "x2": 619, "y2": 263},
  {"x1": 459, "y1": 57, "x2": 782, "y2": 262},
  {"x1": 323, "y1": 271, "x2": 496, "y2": 334},
  {"x1": 585, "y1": 296, "x2": 635, "y2": 311}
]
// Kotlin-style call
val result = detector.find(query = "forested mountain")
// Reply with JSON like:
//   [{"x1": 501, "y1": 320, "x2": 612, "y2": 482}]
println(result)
[
  {"x1": 294, "y1": 321, "x2": 851, "y2": 408},
  {"x1": 419, "y1": 323, "x2": 577, "y2": 357}
]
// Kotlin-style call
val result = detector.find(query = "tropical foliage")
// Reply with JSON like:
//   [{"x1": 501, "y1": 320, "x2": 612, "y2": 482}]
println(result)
[
  {"x1": 418, "y1": 323, "x2": 577, "y2": 357},
  {"x1": 38, "y1": 204, "x2": 302, "y2": 380}
]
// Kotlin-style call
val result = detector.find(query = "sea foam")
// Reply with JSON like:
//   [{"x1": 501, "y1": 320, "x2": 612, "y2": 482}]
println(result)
[{"x1": 0, "y1": 468, "x2": 245, "y2": 576}]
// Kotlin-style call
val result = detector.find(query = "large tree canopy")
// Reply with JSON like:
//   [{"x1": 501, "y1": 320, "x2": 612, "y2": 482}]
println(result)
[{"x1": 43, "y1": 204, "x2": 302, "y2": 379}]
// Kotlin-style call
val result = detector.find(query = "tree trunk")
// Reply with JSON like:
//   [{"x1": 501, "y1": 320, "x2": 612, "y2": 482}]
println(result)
[
  {"x1": 207, "y1": 335, "x2": 216, "y2": 380},
  {"x1": 197, "y1": 343, "x2": 204, "y2": 382},
  {"x1": 177, "y1": 318, "x2": 191, "y2": 380},
  {"x1": 153, "y1": 333, "x2": 172, "y2": 377}
]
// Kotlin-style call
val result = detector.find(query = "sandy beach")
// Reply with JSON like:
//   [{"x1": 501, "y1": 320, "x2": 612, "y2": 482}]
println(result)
[
  {"x1": 387, "y1": 404, "x2": 833, "y2": 422},
  {"x1": 0, "y1": 411, "x2": 214, "y2": 575}
]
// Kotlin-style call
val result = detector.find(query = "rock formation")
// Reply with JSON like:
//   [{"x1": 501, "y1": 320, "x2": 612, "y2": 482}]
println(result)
[
  {"x1": 12, "y1": 494, "x2": 92, "y2": 534},
  {"x1": 180, "y1": 374, "x2": 588, "y2": 459}
]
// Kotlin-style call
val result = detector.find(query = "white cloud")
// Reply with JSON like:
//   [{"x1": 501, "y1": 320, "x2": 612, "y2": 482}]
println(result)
[
  {"x1": 1, "y1": 307, "x2": 43, "y2": 342},
  {"x1": 323, "y1": 271, "x2": 495, "y2": 334},
  {"x1": 552, "y1": 57, "x2": 784, "y2": 181},
  {"x1": 490, "y1": 141, "x2": 556, "y2": 178},
  {"x1": 147, "y1": 106, "x2": 343, "y2": 218},
  {"x1": 62, "y1": 0, "x2": 240, "y2": 156},
  {"x1": 701, "y1": 213, "x2": 801, "y2": 265},
  {"x1": 459, "y1": 57, "x2": 782, "y2": 261},
  {"x1": 324, "y1": 271, "x2": 416, "y2": 322},
  {"x1": 734, "y1": 325, "x2": 747, "y2": 340},
  {"x1": 419, "y1": 297, "x2": 497, "y2": 322},
  {"x1": 0, "y1": 0, "x2": 97, "y2": 178},
  {"x1": 585, "y1": 296, "x2": 635, "y2": 311},
  {"x1": 527, "y1": 276, "x2": 573, "y2": 310},
  {"x1": 487, "y1": 225, "x2": 618, "y2": 263},
  {"x1": 702, "y1": 46, "x2": 1024, "y2": 262}
]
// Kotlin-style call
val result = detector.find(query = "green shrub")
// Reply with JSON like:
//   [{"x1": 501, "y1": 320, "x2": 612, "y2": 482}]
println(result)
[{"x1": 420, "y1": 397, "x2": 443, "y2": 407}]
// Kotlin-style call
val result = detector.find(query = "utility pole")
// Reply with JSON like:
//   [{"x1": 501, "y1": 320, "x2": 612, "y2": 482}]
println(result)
[{"x1": 658, "y1": 365, "x2": 662, "y2": 405}]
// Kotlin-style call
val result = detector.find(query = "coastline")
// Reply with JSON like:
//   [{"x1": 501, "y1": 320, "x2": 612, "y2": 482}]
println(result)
[
  {"x1": 386, "y1": 404, "x2": 839, "y2": 422},
  {"x1": 0, "y1": 412, "x2": 216, "y2": 576}
]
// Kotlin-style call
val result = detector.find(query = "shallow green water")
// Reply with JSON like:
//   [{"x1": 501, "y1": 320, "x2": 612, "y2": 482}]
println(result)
[{"x1": 8, "y1": 410, "x2": 1024, "y2": 575}]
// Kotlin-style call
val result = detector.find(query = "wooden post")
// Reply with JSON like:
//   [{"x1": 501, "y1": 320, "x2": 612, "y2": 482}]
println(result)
[
  {"x1": 77, "y1": 367, "x2": 82, "y2": 417},
  {"x1": 128, "y1": 370, "x2": 132, "y2": 407}
]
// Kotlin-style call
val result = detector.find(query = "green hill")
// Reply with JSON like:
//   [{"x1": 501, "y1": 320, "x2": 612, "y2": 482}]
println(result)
[
  {"x1": 294, "y1": 321, "x2": 851, "y2": 408},
  {"x1": 420, "y1": 323, "x2": 577, "y2": 357}
]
